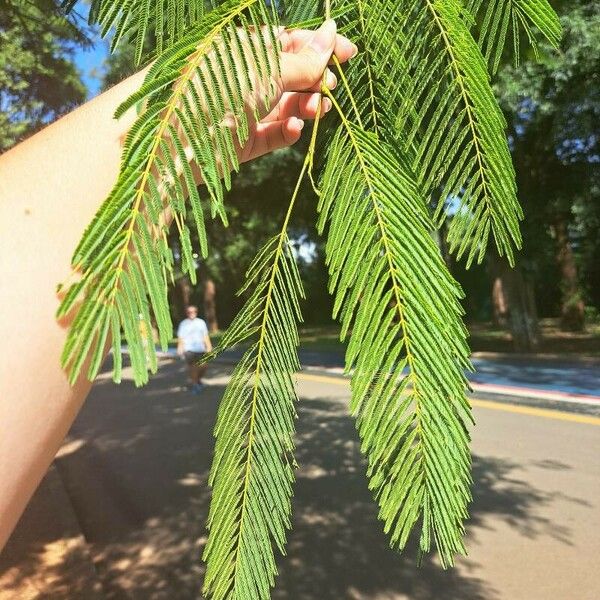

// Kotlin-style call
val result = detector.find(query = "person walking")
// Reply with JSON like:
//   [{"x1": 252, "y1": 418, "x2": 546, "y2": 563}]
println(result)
[{"x1": 177, "y1": 306, "x2": 212, "y2": 394}]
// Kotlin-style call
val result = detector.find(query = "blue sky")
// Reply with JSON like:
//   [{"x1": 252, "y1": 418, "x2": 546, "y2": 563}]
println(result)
[
  {"x1": 74, "y1": 39, "x2": 108, "y2": 97},
  {"x1": 70, "y1": 5, "x2": 109, "y2": 98}
]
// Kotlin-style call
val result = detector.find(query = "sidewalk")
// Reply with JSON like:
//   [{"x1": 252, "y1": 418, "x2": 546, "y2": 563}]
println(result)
[
  {"x1": 0, "y1": 464, "x2": 104, "y2": 599},
  {"x1": 469, "y1": 354, "x2": 600, "y2": 404}
]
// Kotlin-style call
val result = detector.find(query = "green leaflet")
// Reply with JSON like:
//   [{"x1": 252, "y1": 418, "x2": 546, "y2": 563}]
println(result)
[
  {"x1": 282, "y1": 0, "x2": 322, "y2": 24},
  {"x1": 466, "y1": 0, "x2": 562, "y2": 73},
  {"x1": 318, "y1": 114, "x2": 473, "y2": 566},
  {"x1": 202, "y1": 234, "x2": 303, "y2": 600},
  {"x1": 58, "y1": 0, "x2": 562, "y2": 596},
  {"x1": 201, "y1": 111, "x2": 324, "y2": 599},
  {"x1": 386, "y1": 0, "x2": 523, "y2": 266},
  {"x1": 58, "y1": 0, "x2": 280, "y2": 386},
  {"x1": 202, "y1": 154, "x2": 309, "y2": 598},
  {"x1": 328, "y1": 0, "x2": 523, "y2": 267}
]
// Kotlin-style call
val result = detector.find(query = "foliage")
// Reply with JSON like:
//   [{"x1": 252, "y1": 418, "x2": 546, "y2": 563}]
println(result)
[
  {"x1": 58, "y1": 0, "x2": 281, "y2": 385},
  {"x1": 58, "y1": 0, "x2": 561, "y2": 598},
  {"x1": 102, "y1": 42, "x2": 319, "y2": 327},
  {"x1": 0, "y1": 0, "x2": 87, "y2": 151},
  {"x1": 495, "y1": 0, "x2": 600, "y2": 312},
  {"x1": 318, "y1": 115, "x2": 472, "y2": 564},
  {"x1": 201, "y1": 136, "x2": 313, "y2": 599},
  {"x1": 467, "y1": 0, "x2": 560, "y2": 73}
]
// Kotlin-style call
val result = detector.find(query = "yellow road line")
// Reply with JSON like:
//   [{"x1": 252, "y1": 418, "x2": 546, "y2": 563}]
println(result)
[{"x1": 296, "y1": 373, "x2": 600, "y2": 427}]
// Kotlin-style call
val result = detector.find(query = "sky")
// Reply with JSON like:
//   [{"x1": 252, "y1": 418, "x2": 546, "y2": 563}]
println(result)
[
  {"x1": 70, "y1": 5, "x2": 109, "y2": 98},
  {"x1": 74, "y1": 40, "x2": 108, "y2": 98}
]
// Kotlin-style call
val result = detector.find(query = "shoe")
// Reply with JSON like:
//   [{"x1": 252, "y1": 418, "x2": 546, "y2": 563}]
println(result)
[{"x1": 191, "y1": 383, "x2": 204, "y2": 395}]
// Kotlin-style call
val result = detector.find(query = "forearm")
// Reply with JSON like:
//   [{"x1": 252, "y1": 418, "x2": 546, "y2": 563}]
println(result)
[{"x1": 0, "y1": 70, "x2": 146, "y2": 549}]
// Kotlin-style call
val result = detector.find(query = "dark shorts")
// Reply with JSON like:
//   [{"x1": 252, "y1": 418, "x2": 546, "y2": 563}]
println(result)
[{"x1": 185, "y1": 351, "x2": 206, "y2": 366}]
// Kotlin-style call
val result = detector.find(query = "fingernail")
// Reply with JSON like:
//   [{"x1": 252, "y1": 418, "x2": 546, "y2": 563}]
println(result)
[
  {"x1": 351, "y1": 44, "x2": 359, "y2": 58},
  {"x1": 309, "y1": 19, "x2": 337, "y2": 53},
  {"x1": 290, "y1": 117, "x2": 305, "y2": 130},
  {"x1": 323, "y1": 98, "x2": 332, "y2": 113},
  {"x1": 326, "y1": 70, "x2": 337, "y2": 89}
]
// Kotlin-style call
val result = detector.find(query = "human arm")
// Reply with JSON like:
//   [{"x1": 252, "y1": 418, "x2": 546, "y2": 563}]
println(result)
[
  {"x1": 0, "y1": 20, "x2": 355, "y2": 549},
  {"x1": 204, "y1": 332, "x2": 213, "y2": 354},
  {"x1": 0, "y1": 69, "x2": 146, "y2": 549}
]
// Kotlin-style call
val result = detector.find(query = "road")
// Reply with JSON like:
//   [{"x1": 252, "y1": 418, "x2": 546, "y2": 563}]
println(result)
[{"x1": 1, "y1": 358, "x2": 599, "y2": 599}]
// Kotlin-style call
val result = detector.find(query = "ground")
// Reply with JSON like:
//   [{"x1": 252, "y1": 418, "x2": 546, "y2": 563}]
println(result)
[
  {"x1": 293, "y1": 318, "x2": 600, "y2": 357},
  {"x1": 1, "y1": 356, "x2": 599, "y2": 599}
]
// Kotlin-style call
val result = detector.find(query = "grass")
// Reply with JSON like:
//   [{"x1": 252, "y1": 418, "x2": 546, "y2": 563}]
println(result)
[
  {"x1": 198, "y1": 325, "x2": 347, "y2": 354},
  {"x1": 296, "y1": 326, "x2": 347, "y2": 353},
  {"x1": 297, "y1": 319, "x2": 600, "y2": 358},
  {"x1": 173, "y1": 318, "x2": 600, "y2": 359},
  {"x1": 468, "y1": 318, "x2": 600, "y2": 357}
]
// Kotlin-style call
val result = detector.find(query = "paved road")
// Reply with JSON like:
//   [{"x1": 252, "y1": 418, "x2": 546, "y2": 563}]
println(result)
[
  {"x1": 2, "y1": 358, "x2": 599, "y2": 599},
  {"x1": 218, "y1": 348, "x2": 600, "y2": 400}
]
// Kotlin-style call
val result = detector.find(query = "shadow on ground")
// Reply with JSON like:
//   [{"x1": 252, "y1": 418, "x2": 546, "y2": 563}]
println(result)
[{"x1": 0, "y1": 360, "x2": 583, "y2": 599}]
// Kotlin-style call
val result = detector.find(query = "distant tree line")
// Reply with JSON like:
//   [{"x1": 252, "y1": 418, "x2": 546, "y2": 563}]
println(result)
[{"x1": 2, "y1": 0, "x2": 598, "y2": 351}]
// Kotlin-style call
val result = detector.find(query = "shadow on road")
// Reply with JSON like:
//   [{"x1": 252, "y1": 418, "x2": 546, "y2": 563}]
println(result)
[{"x1": 0, "y1": 360, "x2": 584, "y2": 599}]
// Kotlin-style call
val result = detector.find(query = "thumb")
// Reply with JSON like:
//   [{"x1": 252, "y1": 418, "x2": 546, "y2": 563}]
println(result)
[{"x1": 279, "y1": 20, "x2": 337, "y2": 92}]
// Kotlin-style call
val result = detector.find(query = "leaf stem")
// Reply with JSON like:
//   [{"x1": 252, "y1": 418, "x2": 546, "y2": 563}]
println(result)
[{"x1": 331, "y1": 55, "x2": 363, "y2": 127}]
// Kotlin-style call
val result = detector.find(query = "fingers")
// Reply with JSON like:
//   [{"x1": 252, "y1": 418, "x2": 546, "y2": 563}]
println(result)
[
  {"x1": 304, "y1": 69, "x2": 336, "y2": 92},
  {"x1": 243, "y1": 117, "x2": 305, "y2": 162},
  {"x1": 279, "y1": 28, "x2": 358, "y2": 64},
  {"x1": 279, "y1": 20, "x2": 349, "y2": 92},
  {"x1": 262, "y1": 92, "x2": 333, "y2": 123}
]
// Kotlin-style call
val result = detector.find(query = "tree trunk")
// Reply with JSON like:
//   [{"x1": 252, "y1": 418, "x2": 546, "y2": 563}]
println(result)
[
  {"x1": 177, "y1": 275, "x2": 192, "y2": 317},
  {"x1": 490, "y1": 255, "x2": 540, "y2": 352},
  {"x1": 203, "y1": 278, "x2": 219, "y2": 333},
  {"x1": 554, "y1": 217, "x2": 585, "y2": 331},
  {"x1": 504, "y1": 265, "x2": 541, "y2": 352},
  {"x1": 435, "y1": 223, "x2": 453, "y2": 273},
  {"x1": 492, "y1": 277, "x2": 509, "y2": 327},
  {"x1": 488, "y1": 257, "x2": 509, "y2": 327}
]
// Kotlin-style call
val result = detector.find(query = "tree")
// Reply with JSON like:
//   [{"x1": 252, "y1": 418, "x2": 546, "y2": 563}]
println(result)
[
  {"x1": 496, "y1": 0, "x2": 600, "y2": 331},
  {"x1": 56, "y1": 1, "x2": 561, "y2": 598},
  {"x1": 0, "y1": 0, "x2": 88, "y2": 151}
]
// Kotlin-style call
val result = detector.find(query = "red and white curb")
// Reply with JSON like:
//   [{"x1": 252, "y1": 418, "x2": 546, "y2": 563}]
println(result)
[{"x1": 302, "y1": 365, "x2": 600, "y2": 407}]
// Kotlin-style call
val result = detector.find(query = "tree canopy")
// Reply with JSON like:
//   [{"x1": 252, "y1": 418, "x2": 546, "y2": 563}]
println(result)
[{"x1": 0, "y1": 0, "x2": 88, "y2": 152}]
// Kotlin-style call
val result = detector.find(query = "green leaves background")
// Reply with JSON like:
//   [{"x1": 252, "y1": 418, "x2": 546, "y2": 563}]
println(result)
[{"x1": 58, "y1": 0, "x2": 561, "y2": 598}]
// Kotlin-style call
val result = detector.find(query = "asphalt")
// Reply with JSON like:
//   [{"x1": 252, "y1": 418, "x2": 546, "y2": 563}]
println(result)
[
  {"x1": 144, "y1": 346, "x2": 600, "y2": 400},
  {"x1": 1, "y1": 357, "x2": 599, "y2": 599}
]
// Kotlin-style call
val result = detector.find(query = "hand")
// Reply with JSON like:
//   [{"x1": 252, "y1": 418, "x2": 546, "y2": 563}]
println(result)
[
  {"x1": 238, "y1": 20, "x2": 357, "y2": 163},
  {"x1": 185, "y1": 19, "x2": 357, "y2": 180}
]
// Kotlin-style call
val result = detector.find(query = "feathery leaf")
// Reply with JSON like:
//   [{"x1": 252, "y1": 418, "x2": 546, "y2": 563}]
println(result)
[
  {"x1": 318, "y1": 95, "x2": 473, "y2": 565},
  {"x1": 466, "y1": 0, "x2": 562, "y2": 73},
  {"x1": 391, "y1": 0, "x2": 523, "y2": 266},
  {"x1": 58, "y1": 0, "x2": 280, "y2": 386},
  {"x1": 202, "y1": 149, "x2": 310, "y2": 598},
  {"x1": 67, "y1": 0, "x2": 207, "y2": 62}
]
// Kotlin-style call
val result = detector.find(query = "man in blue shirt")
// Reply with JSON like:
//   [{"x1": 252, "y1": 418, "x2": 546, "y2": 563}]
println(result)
[{"x1": 177, "y1": 305, "x2": 213, "y2": 394}]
